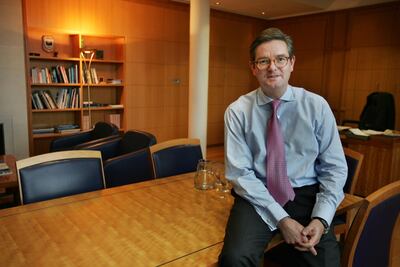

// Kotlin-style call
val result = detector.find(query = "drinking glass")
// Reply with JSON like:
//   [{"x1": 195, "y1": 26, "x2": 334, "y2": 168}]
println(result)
[
  {"x1": 212, "y1": 161, "x2": 231, "y2": 197},
  {"x1": 194, "y1": 159, "x2": 215, "y2": 190}
]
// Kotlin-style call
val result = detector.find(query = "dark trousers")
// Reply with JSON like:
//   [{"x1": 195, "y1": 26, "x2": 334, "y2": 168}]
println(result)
[{"x1": 218, "y1": 184, "x2": 340, "y2": 267}]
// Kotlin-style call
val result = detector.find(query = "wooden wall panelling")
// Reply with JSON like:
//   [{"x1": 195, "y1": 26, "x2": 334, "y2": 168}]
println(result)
[
  {"x1": 342, "y1": 136, "x2": 400, "y2": 197},
  {"x1": 341, "y1": 2, "x2": 400, "y2": 129},
  {"x1": 269, "y1": 15, "x2": 329, "y2": 97},
  {"x1": 207, "y1": 11, "x2": 261, "y2": 145},
  {"x1": 323, "y1": 12, "x2": 349, "y2": 122}
]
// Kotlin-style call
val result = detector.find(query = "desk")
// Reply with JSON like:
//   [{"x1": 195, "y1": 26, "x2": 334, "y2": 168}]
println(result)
[
  {"x1": 0, "y1": 154, "x2": 18, "y2": 188},
  {"x1": 0, "y1": 154, "x2": 19, "y2": 206},
  {"x1": 0, "y1": 173, "x2": 362, "y2": 266},
  {"x1": 341, "y1": 135, "x2": 400, "y2": 196}
]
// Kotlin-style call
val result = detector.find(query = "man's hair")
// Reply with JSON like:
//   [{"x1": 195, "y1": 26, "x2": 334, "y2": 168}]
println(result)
[{"x1": 249, "y1": 28, "x2": 294, "y2": 61}]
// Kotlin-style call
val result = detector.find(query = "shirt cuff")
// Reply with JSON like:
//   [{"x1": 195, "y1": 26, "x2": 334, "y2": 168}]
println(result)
[
  {"x1": 311, "y1": 200, "x2": 336, "y2": 226},
  {"x1": 256, "y1": 202, "x2": 289, "y2": 231}
]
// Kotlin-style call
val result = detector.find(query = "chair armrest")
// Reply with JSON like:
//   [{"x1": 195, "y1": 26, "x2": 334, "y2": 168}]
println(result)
[
  {"x1": 77, "y1": 136, "x2": 122, "y2": 161},
  {"x1": 50, "y1": 131, "x2": 92, "y2": 152},
  {"x1": 73, "y1": 134, "x2": 120, "y2": 149}
]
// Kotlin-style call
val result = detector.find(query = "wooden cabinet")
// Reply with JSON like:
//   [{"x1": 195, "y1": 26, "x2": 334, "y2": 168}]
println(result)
[
  {"x1": 341, "y1": 135, "x2": 400, "y2": 197},
  {"x1": 25, "y1": 29, "x2": 125, "y2": 155}
]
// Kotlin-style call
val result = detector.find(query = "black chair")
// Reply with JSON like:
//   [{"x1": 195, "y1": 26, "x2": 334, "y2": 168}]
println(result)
[
  {"x1": 50, "y1": 121, "x2": 120, "y2": 152},
  {"x1": 103, "y1": 148, "x2": 154, "y2": 188},
  {"x1": 150, "y1": 138, "x2": 203, "y2": 178},
  {"x1": 342, "y1": 180, "x2": 400, "y2": 267},
  {"x1": 16, "y1": 150, "x2": 105, "y2": 204},
  {"x1": 79, "y1": 130, "x2": 157, "y2": 161},
  {"x1": 343, "y1": 92, "x2": 395, "y2": 131}
]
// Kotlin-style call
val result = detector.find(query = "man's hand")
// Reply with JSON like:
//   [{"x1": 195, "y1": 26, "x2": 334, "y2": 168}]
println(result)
[
  {"x1": 294, "y1": 219, "x2": 325, "y2": 256},
  {"x1": 277, "y1": 217, "x2": 308, "y2": 245}
]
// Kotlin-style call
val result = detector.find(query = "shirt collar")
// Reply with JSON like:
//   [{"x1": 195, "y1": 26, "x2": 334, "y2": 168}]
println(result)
[{"x1": 256, "y1": 85, "x2": 296, "y2": 106}]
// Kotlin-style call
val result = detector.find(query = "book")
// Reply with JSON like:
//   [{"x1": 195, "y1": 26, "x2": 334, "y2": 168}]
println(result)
[
  {"x1": 32, "y1": 127, "x2": 55, "y2": 134},
  {"x1": 105, "y1": 113, "x2": 121, "y2": 129}
]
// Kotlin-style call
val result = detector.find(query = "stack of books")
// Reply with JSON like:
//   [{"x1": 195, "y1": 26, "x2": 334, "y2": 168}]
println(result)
[
  {"x1": 32, "y1": 127, "x2": 55, "y2": 134},
  {"x1": 55, "y1": 124, "x2": 80, "y2": 134}
]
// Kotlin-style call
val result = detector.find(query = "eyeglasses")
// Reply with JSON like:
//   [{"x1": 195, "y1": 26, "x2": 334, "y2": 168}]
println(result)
[{"x1": 252, "y1": 56, "x2": 290, "y2": 70}]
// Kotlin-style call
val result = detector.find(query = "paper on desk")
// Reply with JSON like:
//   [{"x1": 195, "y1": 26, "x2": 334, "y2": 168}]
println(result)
[
  {"x1": 349, "y1": 128, "x2": 369, "y2": 137},
  {"x1": 337, "y1": 125, "x2": 351, "y2": 131},
  {"x1": 362, "y1": 129, "x2": 384, "y2": 135},
  {"x1": 383, "y1": 129, "x2": 400, "y2": 137}
]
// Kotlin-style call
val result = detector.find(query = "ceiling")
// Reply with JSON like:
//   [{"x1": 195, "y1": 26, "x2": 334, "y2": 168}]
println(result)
[{"x1": 171, "y1": 0, "x2": 396, "y2": 20}]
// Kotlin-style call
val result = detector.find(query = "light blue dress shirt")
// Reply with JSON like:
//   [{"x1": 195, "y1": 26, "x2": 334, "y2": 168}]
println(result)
[{"x1": 224, "y1": 86, "x2": 347, "y2": 230}]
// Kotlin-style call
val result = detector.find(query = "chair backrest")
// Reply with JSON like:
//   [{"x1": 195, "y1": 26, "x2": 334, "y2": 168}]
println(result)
[
  {"x1": 359, "y1": 92, "x2": 395, "y2": 131},
  {"x1": 343, "y1": 147, "x2": 364, "y2": 194},
  {"x1": 150, "y1": 138, "x2": 203, "y2": 178},
  {"x1": 342, "y1": 180, "x2": 400, "y2": 267},
  {"x1": 91, "y1": 121, "x2": 119, "y2": 139},
  {"x1": 104, "y1": 148, "x2": 154, "y2": 188},
  {"x1": 17, "y1": 150, "x2": 105, "y2": 204},
  {"x1": 118, "y1": 130, "x2": 157, "y2": 155}
]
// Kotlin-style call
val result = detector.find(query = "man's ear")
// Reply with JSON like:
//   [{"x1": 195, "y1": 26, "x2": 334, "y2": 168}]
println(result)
[
  {"x1": 289, "y1": 56, "x2": 295, "y2": 72},
  {"x1": 249, "y1": 61, "x2": 257, "y2": 75}
]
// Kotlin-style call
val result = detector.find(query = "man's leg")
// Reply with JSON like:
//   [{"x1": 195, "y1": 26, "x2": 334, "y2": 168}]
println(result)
[
  {"x1": 219, "y1": 194, "x2": 275, "y2": 267},
  {"x1": 265, "y1": 184, "x2": 340, "y2": 267}
]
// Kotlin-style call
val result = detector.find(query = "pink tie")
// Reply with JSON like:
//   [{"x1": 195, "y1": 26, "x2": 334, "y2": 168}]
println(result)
[{"x1": 266, "y1": 99, "x2": 295, "y2": 206}]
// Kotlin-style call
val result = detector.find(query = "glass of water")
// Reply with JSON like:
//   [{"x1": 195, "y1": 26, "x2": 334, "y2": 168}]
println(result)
[
  {"x1": 194, "y1": 159, "x2": 215, "y2": 190},
  {"x1": 211, "y1": 161, "x2": 231, "y2": 197}
]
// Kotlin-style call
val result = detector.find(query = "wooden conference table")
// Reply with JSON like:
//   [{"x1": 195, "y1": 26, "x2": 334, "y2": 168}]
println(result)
[{"x1": 0, "y1": 173, "x2": 362, "y2": 266}]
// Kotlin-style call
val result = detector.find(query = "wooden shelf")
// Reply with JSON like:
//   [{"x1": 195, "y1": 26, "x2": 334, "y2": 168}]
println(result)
[
  {"x1": 83, "y1": 106, "x2": 124, "y2": 111},
  {"x1": 83, "y1": 59, "x2": 123, "y2": 64},
  {"x1": 33, "y1": 132, "x2": 84, "y2": 139},
  {"x1": 29, "y1": 56, "x2": 80, "y2": 62},
  {"x1": 31, "y1": 83, "x2": 80, "y2": 87},
  {"x1": 82, "y1": 83, "x2": 124, "y2": 87},
  {"x1": 32, "y1": 108, "x2": 81, "y2": 113}
]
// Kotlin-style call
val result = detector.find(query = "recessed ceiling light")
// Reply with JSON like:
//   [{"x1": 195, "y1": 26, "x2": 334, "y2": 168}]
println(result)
[
  {"x1": 261, "y1": 11, "x2": 266, "y2": 15},
  {"x1": 216, "y1": 2, "x2": 220, "y2": 5}
]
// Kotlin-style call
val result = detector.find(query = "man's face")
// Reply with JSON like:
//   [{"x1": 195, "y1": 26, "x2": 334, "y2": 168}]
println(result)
[{"x1": 250, "y1": 40, "x2": 295, "y2": 98}]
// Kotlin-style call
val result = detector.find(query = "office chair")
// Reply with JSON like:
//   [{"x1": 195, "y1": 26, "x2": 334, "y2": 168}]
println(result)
[
  {"x1": 50, "y1": 121, "x2": 120, "y2": 152},
  {"x1": 341, "y1": 180, "x2": 400, "y2": 267},
  {"x1": 103, "y1": 148, "x2": 154, "y2": 188},
  {"x1": 342, "y1": 92, "x2": 395, "y2": 131},
  {"x1": 79, "y1": 129, "x2": 157, "y2": 161},
  {"x1": 150, "y1": 138, "x2": 203, "y2": 178},
  {"x1": 17, "y1": 150, "x2": 105, "y2": 204}
]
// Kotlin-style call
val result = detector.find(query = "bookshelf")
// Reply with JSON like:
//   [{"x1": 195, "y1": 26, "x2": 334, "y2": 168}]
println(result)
[{"x1": 25, "y1": 28, "x2": 125, "y2": 155}]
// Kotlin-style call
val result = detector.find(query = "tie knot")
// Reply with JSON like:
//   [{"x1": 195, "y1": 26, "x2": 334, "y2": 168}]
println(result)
[{"x1": 271, "y1": 99, "x2": 281, "y2": 112}]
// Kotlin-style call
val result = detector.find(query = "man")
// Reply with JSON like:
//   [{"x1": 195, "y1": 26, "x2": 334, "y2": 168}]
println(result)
[{"x1": 218, "y1": 28, "x2": 347, "y2": 267}]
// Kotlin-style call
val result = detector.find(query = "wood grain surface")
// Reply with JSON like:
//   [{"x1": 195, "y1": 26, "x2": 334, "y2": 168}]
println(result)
[
  {"x1": 0, "y1": 171, "x2": 361, "y2": 266},
  {"x1": 0, "y1": 173, "x2": 233, "y2": 266}
]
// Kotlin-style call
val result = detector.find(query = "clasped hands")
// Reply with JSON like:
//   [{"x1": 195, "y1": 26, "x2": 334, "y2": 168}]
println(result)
[{"x1": 277, "y1": 217, "x2": 325, "y2": 256}]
